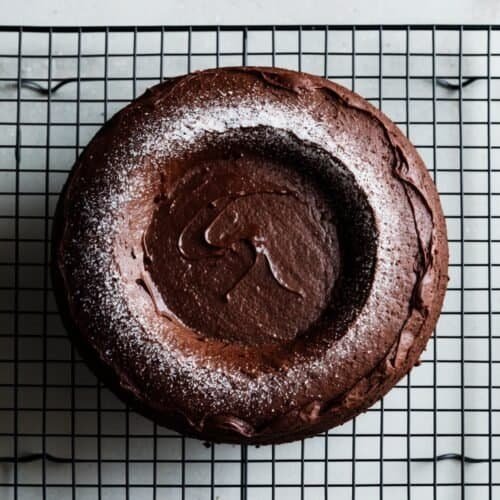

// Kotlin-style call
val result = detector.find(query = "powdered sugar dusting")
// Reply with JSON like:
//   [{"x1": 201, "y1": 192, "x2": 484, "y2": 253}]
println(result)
[{"x1": 61, "y1": 88, "x2": 420, "y2": 424}]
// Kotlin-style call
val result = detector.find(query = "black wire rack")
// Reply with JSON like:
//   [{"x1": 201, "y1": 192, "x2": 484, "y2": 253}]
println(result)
[{"x1": 0, "y1": 25, "x2": 498, "y2": 500}]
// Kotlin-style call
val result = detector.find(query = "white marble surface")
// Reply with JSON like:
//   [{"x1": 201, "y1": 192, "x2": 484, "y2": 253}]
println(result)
[{"x1": 2, "y1": 0, "x2": 500, "y2": 26}]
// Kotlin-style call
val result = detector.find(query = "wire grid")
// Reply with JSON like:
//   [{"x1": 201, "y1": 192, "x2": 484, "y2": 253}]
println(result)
[{"x1": 0, "y1": 25, "x2": 499, "y2": 500}]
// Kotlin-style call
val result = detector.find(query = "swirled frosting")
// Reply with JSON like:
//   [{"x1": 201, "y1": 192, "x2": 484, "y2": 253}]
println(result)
[{"x1": 142, "y1": 150, "x2": 340, "y2": 345}]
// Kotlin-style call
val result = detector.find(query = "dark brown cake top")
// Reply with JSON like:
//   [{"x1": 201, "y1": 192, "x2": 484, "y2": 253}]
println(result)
[{"x1": 53, "y1": 67, "x2": 448, "y2": 443}]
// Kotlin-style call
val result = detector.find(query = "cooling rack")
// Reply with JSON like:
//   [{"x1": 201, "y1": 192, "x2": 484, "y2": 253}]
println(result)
[{"x1": 0, "y1": 25, "x2": 498, "y2": 500}]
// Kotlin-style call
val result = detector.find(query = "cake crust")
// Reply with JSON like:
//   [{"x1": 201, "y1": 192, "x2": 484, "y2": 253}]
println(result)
[{"x1": 52, "y1": 67, "x2": 448, "y2": 444}]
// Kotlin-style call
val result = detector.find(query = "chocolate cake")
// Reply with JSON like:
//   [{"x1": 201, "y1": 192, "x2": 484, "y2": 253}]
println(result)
[{"x1": 52, "y1": 67, "x2": 448, "y2": 444}]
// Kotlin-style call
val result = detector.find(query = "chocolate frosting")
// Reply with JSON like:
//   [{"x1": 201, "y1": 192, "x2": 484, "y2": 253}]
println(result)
[
  {"x1": 143, "y1": 151, "x2": 339, "y2": 346},
  {"x1": 52, "y1": 67, "x2": 448, "y2": 444}
]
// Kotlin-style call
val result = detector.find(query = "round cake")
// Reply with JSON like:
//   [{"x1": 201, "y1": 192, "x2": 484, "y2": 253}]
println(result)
[{"x1": 52, "y1": 67, "x2": 448, "y2": 444}]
